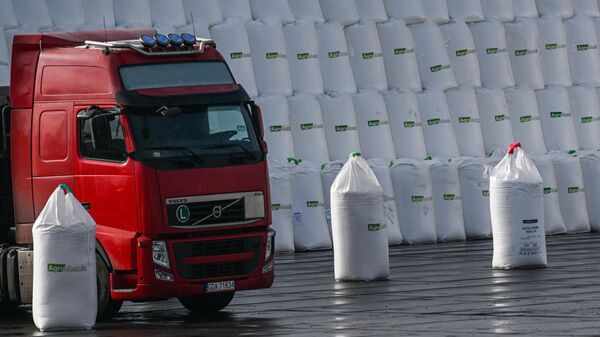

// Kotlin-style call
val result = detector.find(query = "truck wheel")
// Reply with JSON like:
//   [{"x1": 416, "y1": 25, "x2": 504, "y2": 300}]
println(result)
[
  {"x1": 96, "y1": 253, "x2": 123, "y2": 321},
  {"x1": 178, "y1": 292, "x2": 235, "y2": 314}
]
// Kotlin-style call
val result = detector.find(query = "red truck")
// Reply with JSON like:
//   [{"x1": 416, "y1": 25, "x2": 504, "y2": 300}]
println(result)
[{"x1": 0, "y1": 29, "x2": 274, "y2": 320}]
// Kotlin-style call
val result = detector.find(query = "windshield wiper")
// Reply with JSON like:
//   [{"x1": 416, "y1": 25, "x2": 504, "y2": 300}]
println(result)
[
  {"x1": 130, "y1": 146, "x2": 204, "y2": 164},
  {"x1": 202, "y1": 143, "x2": 259, "y2": 160}
]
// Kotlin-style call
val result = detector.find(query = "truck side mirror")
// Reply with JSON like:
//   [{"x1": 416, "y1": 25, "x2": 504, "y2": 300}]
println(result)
[{"x1": 249, "y1": 101, "x2": 264, "y2": 139}]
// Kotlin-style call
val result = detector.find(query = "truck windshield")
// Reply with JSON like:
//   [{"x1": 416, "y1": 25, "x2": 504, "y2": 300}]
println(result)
[{"x1": 126, "y1": 105, "x2": 263, "y2": 169}]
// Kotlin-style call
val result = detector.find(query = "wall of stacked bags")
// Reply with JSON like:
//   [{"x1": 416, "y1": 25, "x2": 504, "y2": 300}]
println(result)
[{"x1": 2, "y1": 0, "x2": 600, "y2": 253}]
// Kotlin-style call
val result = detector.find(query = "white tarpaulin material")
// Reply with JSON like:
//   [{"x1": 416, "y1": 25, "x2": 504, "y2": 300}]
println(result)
[
  {"x1": 316, "y1": 23, "x2": 358, "y2": 94},
  {"x1": 568, "y1": 85, "x2": 600, "y2": 151},
  {"x1": 565, "y1": 15, "x2": 600, "y2": 86},
  {"x1": 445, "y1": 87, "x2": 486, "y2": 158},
  {"x1": 440, "y1": 21, "x2": 481, "y2": 87},
  {"x1": 505, "y1": 19, "x2": 545, "y2": 90},
  {"x1": 446, "y1": 0, "x2": 484, "y2": 22},
  {"x1": 427, "y1": 159, "x2": 467, "y2": 242},
  {"x1": 383, "y1": 0, "x2": 426, "y2": 24},
  {"x1": 490, "y1": 144, "x2": 547, "y2": 269},
  {"x1": 210, "y1": 18, "x2": 259, "y2": 98},
  {"x1": 505, "y1": 87, "x2": 548, "y2": 156},
  {"x1": 284, "y1": 20, "x2": 325, "y2": 95},
  {"x1": 384, "y1": 90, "x2": 428, "y2": 160},
  {"x1": 417, "y1": 90, "x2": 460, "y2": 159},
  {"x1": 537, "y1": 16, "x2": 572, "y2": 86},
  {"x1": 550, "y1": 151, "x2": 591, "y2": 233},
  {"x1": 470, "y1": 20, "x2": 515, "y2": 89},
  {"x1": 536, "y1": 0, "x2": 574, "y2": 18},
  {"x1": 512, "y1": 0, "x2": 538, "y2": 18},
  {"x1": 355, "y1": 0, "x2": 388, "y2": 23},
  {"x1": 321, "y1": 161, "x2": 344, "y2": 230},
  {"x1": 318, "y1": 92, "x2": 362, "y2": 161},
  {"x1": 531, "y1": 155, "x2": 567, "y2": 235},
  {"x1": 331, "y1": 154, "x2": 388, "y2": 281},
  {"x1": 457, "y1": 157, "x2": 494, "y2": 238},
  {"x1": 113, "y1": 0, "x2": 152, "y2": 28},
  {"x1": 421, "y1": 0, "x2": 450, "y2": 24},
  {"x1": 368, "y1": 159, "x2": 403, "y2": 245},
  {"x1": 247, "y1": 19, "x2": 293, "y2": 96},
  {"x1": 536, "y1": 86, "x2": 579, "y2": 152},
  {"x1": 377, "y1": 20, "x2": 422, "y2": 92},
  {"x1": 288, "y1": 0, "x2": 324, "y2": 23},
  {"x1": 573, "y1": 0, "x2": 600, "y2": 16},
  {"x1": 346, "y1": 21, "x2": 388, "y2": 92},
  {"x1": 579, "y1": 151, "x2": 600, "y2": 231},
  {"x1": 476, "y1": 88, "x2": 515, "y2": 157},
  {"x1": 254, "y1": 95, "x2": 294, "y2": 163},
  {"x1": 352, "y1": 90, "x2": 396, "y2": 160},
  {"x1": 249, "y1": 0, "x2": 295, "y2": 23},
  {"x1": 288, "y1": 93, "x2": 329, "y2": 163},
  {"x1": 480, "y1": 0, "x2": 514, "y2": 22},
  {"x1": 390, "y1": 159, "x2": 437, "y2": 244},
  {"x1": 290, "y1": 160, "x2": 332, "y2": 251},
  {"x1": 33, "y1": 186, "x2": 96, "y2": 331},
  {"x1": 320, "y1": 0, "x2": 360, "y2": 26},
  {"x1": 269, "y1": 166, "x2": 295, "y2": 253},
  {"x1": 411, "y1": 21, "x2": 457, "y2": 91},
  {"x1": 46, "y1": 0, "x2": 85, "y2": 31},
  {"x1": 220, "y1": 0, "x2": 253, "y2": 21},
  {"x1": 181, "y1": 0, "x2": 223, "y2": 27}
]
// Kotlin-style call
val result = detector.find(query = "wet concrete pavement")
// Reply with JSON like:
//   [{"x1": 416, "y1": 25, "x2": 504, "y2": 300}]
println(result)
[{"x1": 3, "y1": 233, "x2": 600, "y2": 336}]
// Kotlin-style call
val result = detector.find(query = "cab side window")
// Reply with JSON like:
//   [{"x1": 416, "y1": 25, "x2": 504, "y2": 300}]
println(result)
[{"x1": 79, "y1": 114, "x2": 126, "y2": 162}]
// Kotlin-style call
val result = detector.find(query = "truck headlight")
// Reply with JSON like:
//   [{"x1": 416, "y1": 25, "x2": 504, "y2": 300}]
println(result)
[
  {"x1": 152, "y1": 241, "x2": 170, "y2": 269},
  {"x1": 265, "y1": 229, "x2": 275, "y2": 261}
]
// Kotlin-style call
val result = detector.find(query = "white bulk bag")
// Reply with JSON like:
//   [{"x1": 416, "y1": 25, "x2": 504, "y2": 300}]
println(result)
[
  {"x1": 505, "y1": 87, "x2": 548, "y2": 156},
  {"x1": 390, "y1": 159, "x2": 437, "y2": 244},
  {"x1": 80, "y1": 0, "x2": 115, "y2": 30},
  {"x1": 288, "y1": 0, "x2": 324, "y2": 23},
  {"x1": 0, "y1": 0, "x2": 18, "y2": 28},
  {"x1": 368, "y1": 159, "x2": 403, "y2": 245},
  {"x1": 480, "y1": 0, "x2": 514, "y2": 22},
  {"x1": 427, "y1": 159, "x2": 467, "y2": 242},
  {"x1": 377, "y1": 20, "x2": 422, "y2": 92},
  {"x1": 565, "y1": 15, "x2": 600, "y2": 86},
  {"x1": 568, "y1": 85, "x2": 600, "y2": 151},
  {"x1": 150, "y1": 0, "x2": 187, "y2": 28},
  {"x1": 384, "y1": 0, "x2": 425, "y2": 24},
  {"x1": 331, "y1": 154, "x2": 388, "y2": 281},
  {"x1": 284, "y1": 20, "x2": 325, "y2": 95},
  {"x1": 319, "y1": 0, "x2": 360, "y2": 26},
  {"x1": 345, "y1": 21, "x2": 388, "y2": 92},
  {"x1": 490, "y1": 144, "x2": 546, "y2": 269},
  {"x1": 290, "y1": 160, "x2": 332, "y2": 250},
  {"x1": 573, "y1": 0, "x2": 600, "y2": 17},
  {"x1": 12, "y1": 0, "x2": 53, "y2": 29},
  {"x1": 384, "y1": 90, "x2": 428, "y2": 160},
  {"x1": 579, "y1": 151, "x2": 600, "y2": 231},
  {"x1": 113, "y1": 0, "x2": 152, "y2": 28},
  {"x1": 352, "y1": 90, "x2": 396, "y2": 160},
  {"x1": 439, "y1": 21, "x2": 481, "y2": 87},
  {"x1": 537, "y1": 16, "x2": 572, "y2": 87},
  {"x1": 549, "y1": 151, "x2": 591, "y2": 233},
  {"x1": 417, "y1": 90, "x2": 460, "y2": 159},
  {"x1": 470, "y1": 20, "x2": 515, "y2": 89},
  {"x1": 421, "y1": 0, "x2": 450, "y2": 24},
  {"x1": 210, "y1": 18, "x2": 259, "y2": 98},
  {"x1": 446, "y1": 0, "x2": 484, "y2": 22},
  {"x1": 249, "y1": 0, "x2": 295, "y2": 23},
  {"x1": 445, "y1": 87, "x2": 486, "y2": 158},
  {"x1": 355, "y1": 0, "x2": 388, "y2": 23},
  {"x1": 512, "y1": 0, "x2": 538, "y2": 18},
  {"x1": 536, "y1": 86, "x2": 579, "y2": 153},
  {"x1": 33, "y1": 186, "x2": 96, "y2": 331},
  {"x1": 321, "y1": 161, "x2": 344, "y2": 230},
  {"x1": 318, "y1": 92, "x2": 362, "y2": 161},
  {"x1": 220, "y1": 0, "x2": 253, "y2": 21},
  {"x1": 411, "y1": 21, "x2": 457, "y2": 91},
  {"x1": 269, "y1": 166, "x2": 295, "y2": 253},
  {"x1": 505, "y1": 19, "x2": 545, "y2": 90},
  {"x1": 536, "y1": 0, "x2": 573, "y2": 18},
  {"x1": 531, "y1": 155, "x2": 567, "y2": 235},
  {"x1": 288, "y1": 93, "x2": 329, "y2": 163},
  {"x1": 254, "y1": 95, "x2": 294, "y2": 163},
  {"x1": 456, "y1": 157, "x2": 494, "y2": 238},
  {"x1": 316, "y1": 23, "x2": 358, "y2": 94},
  {"x1": 182, "y1": 0, "x2": 223, "y2": 27},
  {"x1": 46, "y1": 0, "x2": 85, "y2": 31},
  {"x1": 476, "y1": 87, "x2": 515, "y2": 156}
]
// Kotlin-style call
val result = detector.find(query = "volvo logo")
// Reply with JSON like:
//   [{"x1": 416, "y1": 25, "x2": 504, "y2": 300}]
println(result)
[{"x1": 212, "y1": 205, "x2": 223, "y2": 218}]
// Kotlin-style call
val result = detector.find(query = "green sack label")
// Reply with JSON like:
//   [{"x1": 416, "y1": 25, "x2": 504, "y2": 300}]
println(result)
[
  {"x1": 482, "y1": 190, "x2": 490, "y2": 197},
  {"x1": 362, "y1": 52, "x2": 374, "y2": 59},
  {"x1": 568, "y1": 186, "x2": 580, "y2": 193},
  {"x1": 271, "y1": 203, "x2": 292, "y2": 210},
  {"x1": 297, "y1": 52, "x2": 309, "y2": 60},
  {"x1": 495, "y1": 114, "x2": 506, "y2": 122},
  {"x1": 394, "y1": 47, "x2": 415, "y2": 55},
  {"x1": 230, "y1": 52, "x2": 244, "y2": 59},
  {"x1": 515, "y1": 48, "x2": 537, "y2": 56},
  {"x1": 411, "y1": 195, "x2": 432, "y2": 202},
  {"x1": 550, "y1": 111, "x2": 571, "y2": 118},
  {"x1": 47, "y1": 263, "x2": 87, "y2": 272},
  {"x1": 577, "y1": 44, "x2": 598, "y2": 51},
  {"x1": 368, "y1": 120, "x2": 380, "y2": 127},
  {"x1": 458, "y1": 116, "x2": 479, "y2": 124},
  {"x1": 443, "y1": 194, "x2": 456, "y2": 201},
  {"x1": 367, "y1": 223, "x2": 381, "y2": 232},
  {"x1": 301, "y1": 123, "x2": 314, "y2": 130},
  {"x1": 544, "y1": 187, "x2": 558, "y2": 194},
  {"x1": 520, "y1": 115, "x2": 532, "y2": 123},
  {"x1": 335, "y1": 125, "x2": 357, "y2": 132},
  {"x1": 270, "y1": 125, "x2": 290, "y2": 132},
  {"x1": 266, "y1": 52, "x2": 279, "y2": 59},
  {"x1": 329, "y1": 51, "x2": 341, "y2": 58},
  {"x1": 306, "y1": 201, "x2": 322, "y2": 208},
  {"x1": 403, "y1": 121, "x2": 421, "y2": 128},
  {"x1": 545, "y1": 43, "x2": 566, "y2": 50},
  {"x1": 427, "y1": 118, "x2": 441, "y2": 126},
  {"x1": 486, "y1": 47, "x2": 507, "y2": 54},
  {"x1": 430, "y1": 64, "x2": 451, "y2": 73},
  {"x1": 455, "y1": 48, "x2": 475, "y2": 57}
]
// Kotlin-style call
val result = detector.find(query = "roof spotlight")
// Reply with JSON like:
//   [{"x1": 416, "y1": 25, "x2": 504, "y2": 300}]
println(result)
[
  {"x1": 154, "y1": 34, "x2": 170, "y2": 48},
  {"x1": 168, "y1": 33, "x2": 183, "y2": 47},
  {"x1": 139, "y1": 35, "x2": 156, "y2": 48},
  {"x1": 180, "y1": 33, "x2": 196, "y2": 46}
]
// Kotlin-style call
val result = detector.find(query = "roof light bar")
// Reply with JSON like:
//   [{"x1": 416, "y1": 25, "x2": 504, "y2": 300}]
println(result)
[
  {"x1": 180, "y1": 33, "x2": 196, "y2": 46},
  {"x1": 139, "y1": 35, "x2": 156, "y2": 48},
  {"x1": 168, "y1": 33, "x2": 183, "y2": 47},
  {"x1": 154, "y1": 34, "x2": 170, "y2": 48}
]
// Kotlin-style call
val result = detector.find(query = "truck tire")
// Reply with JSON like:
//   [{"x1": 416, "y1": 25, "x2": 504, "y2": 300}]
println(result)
[
  {"x1": 178, "y1": 292, "x2": 235, "y2": 314},
  {"x1": 96, "y1": 253, "x2": 123, "y2": 321}
]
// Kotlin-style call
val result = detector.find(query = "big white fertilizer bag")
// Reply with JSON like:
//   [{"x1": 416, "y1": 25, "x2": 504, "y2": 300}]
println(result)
[
  {"x1": 254, "y1": 95, "x2": 294, "y2": 164},
  {"x1": 355, "y1": 0, "x2": 388, "y2": 23},
  {"x1": 352, "y1": 90, "x2": 396, "y2": 160},
  {"x1": 410, "y1": 21, "x2": 457, "y2": 91},
  {"x1": 287, "y1": 0, "x2": 324, "y2": 23},
  {"x1": 531, "y1": 155, "x2": 567, "y2": 235},
  {"x1": 490, "y1": 143, "x2": 547, "y2": 269},
  {"x1": 288, "y1": 93, "x2": 329, "y2": 163},
  {"x1": 476, "y1": 87, "x2": 515, "y2": 157},
  {"x1": 319, "y1": 0, "x2": 360, "y2": 26},
  {"x1": 568, "y1": 85, "x2": 600, "y2": 151},
  {"x1": 318, "y1": 92, "x2": 362, "y2": 161},
  {"x1": 421, "y1": 0, "x2": 450, "y2": 24},
  {"x1": 446, "y1": 0, "x2": 484, "y2": 23},
  {"x1": 316, "y1": 23, "x2": 358, "y2": 94},
  {"x1": 505, "y1": 87, "x2": 548, "y2": 156},
  {"x1": 33, "y1": 185, "x2": 96, "y2": 331},
  {"x1": 383, "y1": 90, "x2": 428, "y2": 160},
  {"x1": 536, "y1": 0, "x2": 573, "y2": 18},
  {"x1": 383, "y1": 0, "x2": 426, "y2": 24},
  {"x1": 269, "y1": 166, "x2": 295, "y2": 253},
  {"x1": 249, "y1": 0, "x2": 295, "y2": 24},
  {"x1": 331, "y1": 153, "x2": 389, "y2": 281},
  {"x1": 377, "y1": 20, "x2": 422, "y2": 92},
  {"x1": 416, "y1": 90, "x2": 460, "y2": 159},
  {"x1": 345, "y1": 21, "x2": 388, "y2": 92},
  {"x1": 480, "y1": 0, "x2": 514, "y2": 22},
  {"x1": 564, "y1": 15, "x2": 600, "y2": 86},
  {"x1": 536, "y1": 86, "x2": 579, "y2": 153},
  {"x1": 573, "y1": 0, "x2": 600, "y2": 17},
  {"x1": 512, "y1": 0, "x2": 538, "y2": 18},
  {"x1": 445, "y1": 86, "x2": 486, "y2": 158},
  {"x1": 439, "y1": 21, "x2": 481, "y2": 87},
  {"x1": 470, "y1": 20, "x2": 515, "y2": 89},
  {"x1": 456, "y1": 157, "x2": 494, "y2": 239},
  {"x1": 283, "y1": 20, "x2": 324, "y2": 95},
  {"x1": 220, "y1": 0, "x2": 253, "y2": 21},
  {"x1": 505, "y1": 19, "x2": 545, "y2": 90},
  {"x1": 578, "y1": 151, "x2": 600, "y2": 231},
  {"x1": 537, "y1": 16, "x2": 572, "y2": 87},
  {"x1": 368, "y1": 159, "x2": 403, "y2": 245}
]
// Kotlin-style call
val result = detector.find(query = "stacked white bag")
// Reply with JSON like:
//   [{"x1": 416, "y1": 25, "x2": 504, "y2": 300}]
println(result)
[
  {"x1": 421, "y1": 0, "x2": 450, "y2": 24},
  {"x1": 318, "y1": 92, "x2": 362, "y2": 161},
  {"x1": 182, "y1": 0, "x2": 223, "y2": 27},
  {"x1": 249, "y1": 0, "x2": 295, "y2": 23},
  {"x1": 573, "y1": 0, "x2": 600, "y2": 16},
  {"x1": 470, "y1": 20, "x2": 515, "y2": 89},
  {"x1": 564, "y1": 15, "x2": 600, "y2": 86},
  {"x1": 505, "y1": 19, "x2": 545, "y2": 90},
  {"x1": 505, "y1": 87, "x2": 548, "y2": 156},
  {"x1": 383, "y1": 0, "x2": 426, "y2": 24},
  {"x1": 220, "y1": 0, "x2": 253, "y2": 21},
  {"x1": 33, "y1": 186, "x2": 96, "y2": 331},
  {"x1": 390, "y1": 159, "x2": 437, "y2": 244},
  {"x1": 410, "y1": 21, "x2": 457, "y2": 91},
  {"x1": 368, "y1": 159, "x2": 403, "y2": 245},
  {"x1": 439, "y1": 21, "x2": 481, "y2": 87},
  {"x1": 316, "y1": 23, "x2": 358, "y2": 94},
  {"x1": 536, "y1": 0, "x2": 573, "y2": 18},
  {"x1": 283, "y1": 20, "x2": 324, "y2": 95},
  {"x1": 476, "y1": 88, "x2": 515, "y2": 156},
  {"x1": 319, "y1": 0, "x2": 360, "y2": 26},
  {"x1": 456, "y1": 157, "x2": 494, "y2": 238},
  {"x1": 287, "y1": 0, "x2": 324, "y2": 23},
  {"x1": 149, "y1": 0, "x2": 190, "y2": 34},
  {"x1": 384, "y1": 90, "x2": 428, "y2": 160},
  {"x1": 512, "y1": 0, "x2": 539, "y2": 19},
  {"x1": 417, "y1": 90, "x2": 460, "y2": 159},
  {"x1": 288, "y1": 93, "x2": 329, "y2": 163},
  {"x1": 480, "y1": 0, "x2": 514, "y2": 22},
  {"x1": 531, "y1": 155, "x2": 567, "y2": 235},
  {"x1": 355, "y1": 0, "x2": 388, "y2": 23},
  {"x1": 269, "y1": 166, "x2": 295, "y2": 253},
  {"x1": 446, "y1": 0, "x2": 484, "y2": 22},
  {"x1": 254, "y1": 95, "x2": 294, "y2": 163},
  {"x1": 567, "y1": 86, "x2": 600, "y2": 151},
  {"x1": 537, "y1": 16, "x2": 572, "y2": 86},
  {"x1": 331, "y1": 154, "x2": 388, "y2": 281},
  {"x1": 536, "y1": 86, "x2": 579, "y2": 153},
  {"x1": 377, "y1": 20, "x2": 422, "y2": 92},
  {"x1": 345, "y1": 21, "x2": 388, "y2": 92},
  {"x1": 352, "y1": 90, "x2": 396, "y2": 160},
  {"x1": 579, "y1": 152, "x2": 600, "y2": 231},
  {"x1": 490, "y1": 144, "x2": 547, "y2": 269},
  {"x1": 289, "y1": 160, "x2": 332, "y2": 250},
  {"x1": 445, "y1": 87, "x2": 486, "y2": 158}
]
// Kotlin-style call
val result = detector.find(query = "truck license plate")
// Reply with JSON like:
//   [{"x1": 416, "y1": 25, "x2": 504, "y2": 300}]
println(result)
[{"x1": 205, "y1": 280, "x2": 235, "y2": 293}]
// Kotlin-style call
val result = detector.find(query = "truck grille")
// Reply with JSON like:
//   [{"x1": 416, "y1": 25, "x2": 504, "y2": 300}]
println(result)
[
  {"x1": 167, "y1": 198, "x2": 246, "y2": 227},
  {"x1": 173, "y1": 237, "x2": 262, "y2": 280}
]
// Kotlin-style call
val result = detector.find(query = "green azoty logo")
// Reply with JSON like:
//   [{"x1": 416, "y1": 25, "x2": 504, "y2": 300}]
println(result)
[
  {"x1": 328, "y1": 51, "x2": 341, "y2": 58},
  {"x1": 545, "y1": 43, "x2": 558, "y2": 50},
  {"x1": 306, "y1": 201, "x2": 321, "y2": 208},
  {"x1": 394, "y1": 48, "x2": 407, "y2": 55},
  {"x1": 550, "y1": 111, "x2": 563, "y2": 118},
  {"x1": 568, "y1": 186, "x2": 580, "y2": 193},
  {"x1": 230, "y1": 52, "x2": 243, "y2": 59},
  {"x1": 577, "y1": 44, "x2": 590, "y2": 51},
  {"x1": 459, "y1": 117, "x2": 471, "y2": 124},
  {"x1": 301, "y1": 123, "x2": 314, "y2": 130},
  {"x1": 430, "y1": 64, "x2": 442, "y2": 72},
  {"x1": 272, "y1": 203, "x2": 291, "y2": 210},
  {"x1": 443, "y1": 194, "x2": 456, "y2": 201},
  {"x1": 176, "y1": 204, "x2": 190, "y2": 223},
  {"x1": 404, "y1": 121, "x2": 416, "y2": 128},
  {"x1": 487, "y1": 48, "x2": 499, "y2": 54},
  {"x1": 368, "y1": 120, "x2": 380, "y2": 127},
  {"x1": 367, "y1": 223, "x2": 381, "y2": 232},
  {"x1": 270, "y1": 125, "x2": 283, "y2": 132},
  {"x1": 544, "y1": 187, "x2": 557, "y2": 194},
  {"x1": 297, "y1": 52, "x2": 309, "y2": 60},
  {"x1": 495, "y1": 115, "x2": 506, "y2": 122},
  {"x1": 266, "y1": 52, "x2": 279, "y2": 59},
  {"x1": 47, "y1": 263, "x2": 87, "y2": 272},
  {"x1": 456, "y1": 49, "x2": 468, "y2": 57},
  {"x1": 515, "y1": 49, "x2": 528, "y2": 56},
  {"x1": 427, "y1": 118, "x2": 441, "y2": 126},
  {"x1": 411, "y1": 195, "x2": 424, "y2": 202},
  {"x1": 335, "y1": 125, "x2": 348, "y2": 132},
  {"x1": 520, "y1": 115, "x2": 532, "y2": 123},
  {"x1": 482, "y1": 190, "x2": 490, "y2": 197},
  {"x1": 362, "y1": 52, "x2": 375, "y2": 59},
  {"x1": 581, "y1": 116, "x2": 599, "y2": 123}
]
